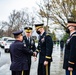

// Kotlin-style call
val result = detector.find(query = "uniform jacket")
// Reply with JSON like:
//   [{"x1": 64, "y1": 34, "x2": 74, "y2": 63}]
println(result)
[
  {"x1": 23, "y1": 36, "x2": 36, "y2": 63},
  {"x1": 36, "y1": 32, "x2": 53, "y2": 63},
  {"x1": 63, "y1": 32, "x2": 76, "y2": 70},
  {"x1": 10, "y1": 40, "x2": 33, "y2": 71}
]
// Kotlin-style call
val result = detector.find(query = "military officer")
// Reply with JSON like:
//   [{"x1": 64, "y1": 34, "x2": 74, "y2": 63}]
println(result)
[
  {"x1": 10, "y1": 30, "x2": 36, "y2": 75},
  {"x1": 34, "y1": 24, "x2": 53, "y2": 75},
  {"x1": 60, "y1": 40, "x2": 64, "y2": 56},
  {"x1": 63, "y1": 21, "x2": 76, "y2": 75},
  {"x1": 23, "y1": 26, "x2": 36, "y2": 75}
]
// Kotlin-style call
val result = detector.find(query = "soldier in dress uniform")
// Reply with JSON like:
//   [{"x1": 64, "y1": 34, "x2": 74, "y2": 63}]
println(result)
[
  {"x1": 60, "y1": 40, "x2": 64, "y2": 56},
  {"x1": 34, "y1": 24, "x2": 53, "y2": 75},
  {"x1": 60, "y1": 40, "x2": 64, "y2": 51},
  {"x1": 23, "y1": 26, "x2": 36, "y2": 75},
  {"x1": 10, "y1": 30, "x2": 36, "y2": 75},
  {"x1": 63, "y1": 21, "x2": 76, "y2": 75}
]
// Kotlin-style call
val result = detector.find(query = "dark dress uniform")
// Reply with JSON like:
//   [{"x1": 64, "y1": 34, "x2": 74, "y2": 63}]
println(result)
[
  {"x1": 60, "y1": 40, "x2": 64, "y2": 56},
  {"x1": 23, "y1": 35, "x2": 36, "y2": 75},
  {"x1": 60, "y1": 40, "x2": 64, "y2": 51},
  {"x1": 10, "y1": 30, "x2": 34, "y2": 75},
  {"x1": 63, "y1": 32, "x2": 76, "y2": 75},
  {"x1": 36, "y1": 32, "x2": 53, "y2": 75}
]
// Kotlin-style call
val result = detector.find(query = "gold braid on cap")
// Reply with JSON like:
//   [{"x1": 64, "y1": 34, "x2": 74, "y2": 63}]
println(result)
[
  {"x1": 36, "y1": 26, "x2": 43, "y2": 30},
  {"x1": 25, "y1": 30, "x2": 32, "y2": 33}
]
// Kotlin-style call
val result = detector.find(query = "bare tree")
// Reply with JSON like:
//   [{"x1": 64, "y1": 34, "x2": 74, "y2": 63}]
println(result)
[
  {"x1": 1, "y1": 9, "x2": 36, "y2": 37},
  {"x1": 37, "y1": 0, "x2": 76, "y2": 32},
  {"x1": 0, "y1": 22, "x2": 9, "y2": 37}
]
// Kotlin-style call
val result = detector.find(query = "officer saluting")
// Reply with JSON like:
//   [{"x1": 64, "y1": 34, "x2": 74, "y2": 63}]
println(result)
[
  {"x1": 10, "y1": 30, "x2": 35, "y2": 75},
  {"x1": 23, "y1": 26, "x2": 36, "y2": 75},
  {"x1": 63, "y1": 20, "x2": 76, "y2": 75},
  {"x1": 34, "y1": 24, "x2": 53, "y2": 75}
]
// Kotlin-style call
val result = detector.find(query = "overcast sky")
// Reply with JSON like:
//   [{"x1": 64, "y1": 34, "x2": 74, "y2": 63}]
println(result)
[{"x1": 0, "y1": 0, "x2": 39, "y2": 22}]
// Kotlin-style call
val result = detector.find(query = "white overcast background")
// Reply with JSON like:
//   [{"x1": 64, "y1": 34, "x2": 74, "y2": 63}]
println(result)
[
  {"x1": 0, "y1": 0, "x2": 39, "y2": 22},
  {"x1": 0, "y1": 0, "x2": 65, "y2": 40}
]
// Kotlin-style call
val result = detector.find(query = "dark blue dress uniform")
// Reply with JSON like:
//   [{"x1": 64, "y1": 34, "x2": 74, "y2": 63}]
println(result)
[
  {"x1": 23, "y1": 27, "x2": 36, "y2": 75},
  {"x1": 63, "y1": 32, "x2": 76, "y2": 75},
  {"x1": 23, "y1": 36, "x2": 36, "y2": 74},
  {"x1": 36, "y1": 32, "x2": 53, "y2": 75},
  {"x1": 10, "y1": 30, "x2": 34, "y2": 75}
]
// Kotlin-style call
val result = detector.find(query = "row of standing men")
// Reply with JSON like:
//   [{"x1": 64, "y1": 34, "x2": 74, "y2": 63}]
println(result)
[
  {"x1": 10, "y1": 20, "x2": 76, "y2": 75},
  {"x1": 10, "y1": 23, "x2": 53, "y2": 75}
]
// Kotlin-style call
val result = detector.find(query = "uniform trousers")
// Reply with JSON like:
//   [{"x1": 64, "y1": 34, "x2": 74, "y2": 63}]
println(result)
[
  {"x1": 11, "y1": 63, "x2": 31, "y2": 75},
  {"x1": 38, "y1": 62, "x2": 51, "y2": 75},
  {"x1": 66, "y1": 70, "x2": 76, "y2": 75},
  {"x1": 12, "y1": 70, "x2": 29, "y2": 75},
  {"x1": 26, "y1": 62, "x2": 31, "y2": 75}
]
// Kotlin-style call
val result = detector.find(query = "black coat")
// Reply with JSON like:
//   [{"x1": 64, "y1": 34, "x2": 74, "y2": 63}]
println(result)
[
  {"x1": 10, "y1": 40, "x2": 33, "y2": 71},
  {"x1": 36, "y1": 32, "x2": 53, "y2": 63},
  {"x1": 23, "y1": 36, "x2": 36, "y2": 63},
  {"x1": 60, "y1": 40, "x2": 64, "y2": 49},
  {"x1": 63, "y1": 32, "x2": 76, "y2": 70}
]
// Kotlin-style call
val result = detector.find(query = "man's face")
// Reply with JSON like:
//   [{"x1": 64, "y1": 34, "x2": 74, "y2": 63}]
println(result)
[
  {"x1": 25, "y1": 32, "x2": 32, "y2": 37},
  {"x1": 67, "y1": 23, "x2": 76, "y2": 31},
  {"x1": 18, "y1": 34, "x2": 23, "y2": 41},
  {"x1": 36, "y1": 28, "x2": 42, "y2": 35},
  {"x1": 68, "y1": 26, "x2": 75, "y2": 31},
  {"x1": 66, "y1": 23, "x2": 76, "y2": 34}
]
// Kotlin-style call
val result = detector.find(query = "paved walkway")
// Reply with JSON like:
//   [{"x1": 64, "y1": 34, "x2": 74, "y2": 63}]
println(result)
[
  {"x1": 0, "y1": 44, "x2": 65, "y2": 75},
  {"x1": 30, "y1": 44, "x2": 65, "y2": 75},
  {"x1": 50, "y1": 44, "x2": 65, "y2": 75}
]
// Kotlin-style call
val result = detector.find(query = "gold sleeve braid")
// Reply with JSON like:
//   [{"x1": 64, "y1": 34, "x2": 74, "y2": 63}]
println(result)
[
  {"x1": 45, "y1": 56, "x2": 51, "y2": 59},
  {"x1": 68, "y1": 61, "x2": 75, "y2": 64},
  {"x1": 22, "y1": 70, "x2": 23, "y2": 75}
]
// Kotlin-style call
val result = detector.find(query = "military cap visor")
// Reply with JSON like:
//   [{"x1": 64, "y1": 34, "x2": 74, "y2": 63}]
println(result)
[
  {"x1": 35, "y1": 24, "x2": 44, "y2": 30},
  {"x1": 24, "y1": 27, "x2": 32, "y2": 30},
  {"x1": 13, "y1": 30, "x2": 23, "y2": 35},
  {"x1": 24, "y1": 27, "x2": 32, "y2": 33},
  {"x1": 67, "y1": 21, "x2": 76, "y2": 27}
]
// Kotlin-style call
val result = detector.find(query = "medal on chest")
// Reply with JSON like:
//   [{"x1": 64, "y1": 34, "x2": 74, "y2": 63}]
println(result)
[
  {"x1": 41, "y1": 37, "x2": 45, "y2": 43},
  {"x1": 31, "y1": 40, "x2": 34, "y2": 44}
]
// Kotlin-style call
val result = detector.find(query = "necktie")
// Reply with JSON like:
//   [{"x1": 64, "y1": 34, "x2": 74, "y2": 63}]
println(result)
[{"x1": 27, "y1": 37, "x2": 30, "y2": 43}]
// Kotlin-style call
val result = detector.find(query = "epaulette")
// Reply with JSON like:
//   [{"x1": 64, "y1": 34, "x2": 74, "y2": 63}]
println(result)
[
  {"x1": 46, "y1": 33, "x2": 50, "y2": 36},
  {"x1": 36, "y1": 49, "x2": 40, "y2": 52},
  {"x1": 72, "y1": 34, "x2": 76, "y2": 36}
]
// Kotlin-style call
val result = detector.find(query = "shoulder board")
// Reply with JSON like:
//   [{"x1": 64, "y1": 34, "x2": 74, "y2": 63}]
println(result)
[
  {"x1": 46, "y1": 34, "x2": 50, "y2": 36},
  {"x1": 72, "y1": 34, "x2": 76, "y2": 36}
]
